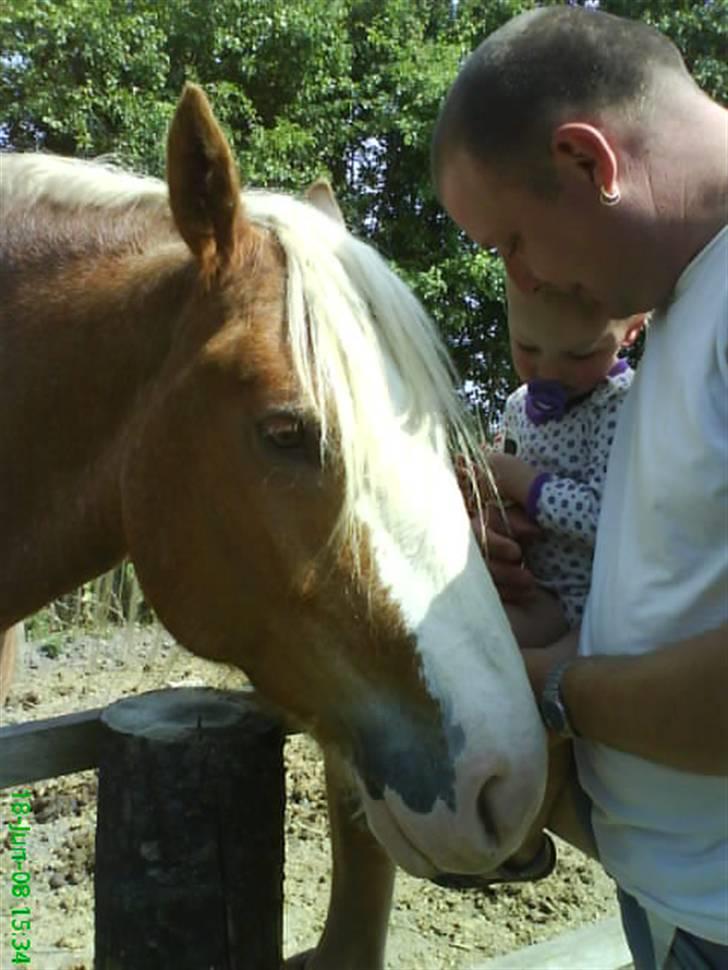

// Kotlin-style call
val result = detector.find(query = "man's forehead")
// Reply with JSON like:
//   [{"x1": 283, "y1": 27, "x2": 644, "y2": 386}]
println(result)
[{"x1": 439, "y1": 150, "x2": 508, "y2": 245}]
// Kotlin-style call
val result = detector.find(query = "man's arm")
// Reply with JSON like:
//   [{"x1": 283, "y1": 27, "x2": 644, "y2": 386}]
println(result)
[{"x1": 524, "y1": 624, "x2": 728, "y2": 776}]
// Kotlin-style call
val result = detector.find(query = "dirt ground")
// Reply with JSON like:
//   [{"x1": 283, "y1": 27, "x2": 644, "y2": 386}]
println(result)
[{"x1": 0, "y1": 628, "x2": 620, "y2": 969}]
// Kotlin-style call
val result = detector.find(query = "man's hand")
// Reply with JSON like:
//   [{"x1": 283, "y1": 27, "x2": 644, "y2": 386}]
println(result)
[
  {"x1": 521, "y1": 627, "x2": 580, "y2": 698},
  {"x1": 471, "y1": 503, "x2": 541, "y2": 602},
  {"x1": 455, "y1": 452, "x2": 542, "y2": 601}
]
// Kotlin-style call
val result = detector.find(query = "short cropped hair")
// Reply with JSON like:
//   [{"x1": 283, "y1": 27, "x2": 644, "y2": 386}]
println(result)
[{"x1": 432, "y1": 6, "x2": 691, "y2": 194}]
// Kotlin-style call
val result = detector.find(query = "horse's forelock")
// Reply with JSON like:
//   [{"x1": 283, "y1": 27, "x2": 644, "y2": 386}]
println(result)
[{"x1": 242, "y1": 191, "x2": 486, "y2": 554}]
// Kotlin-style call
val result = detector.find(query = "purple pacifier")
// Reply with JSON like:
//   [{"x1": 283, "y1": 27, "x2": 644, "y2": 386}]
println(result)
[{"x1": 525, "y1": 379, "x2": 569, "y2": 425}]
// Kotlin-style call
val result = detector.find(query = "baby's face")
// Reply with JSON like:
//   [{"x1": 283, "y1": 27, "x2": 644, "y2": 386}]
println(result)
[{"x1": 507, "y1": 283, "x2": 630, "y2": 397}]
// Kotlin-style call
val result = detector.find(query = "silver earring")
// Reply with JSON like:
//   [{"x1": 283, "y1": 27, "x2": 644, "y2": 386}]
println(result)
[{"x1": 599, "y1": 184, "x2": 621, "y2": 207}]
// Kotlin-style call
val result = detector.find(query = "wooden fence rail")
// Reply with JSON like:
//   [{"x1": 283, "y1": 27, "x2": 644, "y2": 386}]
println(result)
[{"x1": 0, "y1": 706, "x2": 104, "y2": 789}]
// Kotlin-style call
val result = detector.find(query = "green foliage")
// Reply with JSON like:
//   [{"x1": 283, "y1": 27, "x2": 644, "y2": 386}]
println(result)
[
  {"x1": 24, "y1": 563, "x2": 150, "y2": 642},
  {"x1": 598, "y1": 0, "x2": 727, "y2": 102},
  {"x1": 2, "y1": 0, "x2": 725, "y2": 421}
]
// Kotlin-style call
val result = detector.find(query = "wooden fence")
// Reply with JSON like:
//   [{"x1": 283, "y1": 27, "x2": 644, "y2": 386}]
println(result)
[
  {"x1": 1, "y1": 690, "x2": 633, "y2": 970},
  {"x1": 1, "y1": 687, "x2": 285, "y2": 970}
]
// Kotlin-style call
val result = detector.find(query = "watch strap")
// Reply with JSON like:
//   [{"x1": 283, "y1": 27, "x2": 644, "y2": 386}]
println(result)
[{"x1": 541, "y1": 659, "x2": 580, "y2": 738}]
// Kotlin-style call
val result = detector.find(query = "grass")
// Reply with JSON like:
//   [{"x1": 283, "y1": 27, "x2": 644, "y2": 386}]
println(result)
[{"x1": 25, "y1": 561, "x2": 153, "y2": 649}]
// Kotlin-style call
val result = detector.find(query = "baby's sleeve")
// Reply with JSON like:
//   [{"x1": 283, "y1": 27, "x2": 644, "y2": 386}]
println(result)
[{"x1": 527, "y1": 473, "x2": 601, "y2": 547}]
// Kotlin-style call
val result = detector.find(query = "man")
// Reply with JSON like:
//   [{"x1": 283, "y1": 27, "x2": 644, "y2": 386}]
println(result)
[{"x1": 433, "y1": 7, "x2": 727, "y2": 969}]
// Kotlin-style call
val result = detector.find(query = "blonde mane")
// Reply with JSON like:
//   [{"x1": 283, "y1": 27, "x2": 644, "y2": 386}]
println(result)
[{"x1": 1, "y1": 153, "x2": 486, "y2": 545}]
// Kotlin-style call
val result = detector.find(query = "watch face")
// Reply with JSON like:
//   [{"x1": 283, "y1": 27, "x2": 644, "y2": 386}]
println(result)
[
  {"x1": 540, "y1": 660, "x2": 577, "y2": 738},
  {"x1": 541, "y1": 697, "x2": 568, "y2": 734}
]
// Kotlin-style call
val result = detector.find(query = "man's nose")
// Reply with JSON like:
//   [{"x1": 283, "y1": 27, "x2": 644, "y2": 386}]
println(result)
[{"x1": 503, "y1": 254, "x2": 541, "y2": 294}]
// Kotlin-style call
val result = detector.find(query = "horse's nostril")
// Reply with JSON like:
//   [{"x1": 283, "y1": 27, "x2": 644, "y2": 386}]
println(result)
[{"x1": 477, "y1": 776, "x2": 502, "y2": 843}]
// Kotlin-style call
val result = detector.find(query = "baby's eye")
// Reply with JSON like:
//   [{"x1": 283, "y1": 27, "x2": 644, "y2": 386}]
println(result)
[
  {"x1": 516, "y1": 342, "x2": 538, "y2": 354},
  {"x1": 567, "y1": 350, "x2": 597, "y2": 360}
]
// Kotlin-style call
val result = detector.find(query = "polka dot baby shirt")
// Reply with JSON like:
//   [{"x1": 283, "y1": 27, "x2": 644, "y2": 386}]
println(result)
[{"x1": 501, "y1": 363, "x2": 634, "y2": 626}]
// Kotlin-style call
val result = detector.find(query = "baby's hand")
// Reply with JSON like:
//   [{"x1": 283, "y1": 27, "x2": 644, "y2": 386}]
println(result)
[{"x1": 487, "y1": 451, "x2": 540, "y2": 508}]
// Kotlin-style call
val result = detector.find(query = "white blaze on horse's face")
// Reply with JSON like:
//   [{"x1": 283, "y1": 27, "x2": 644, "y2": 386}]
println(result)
[
  {"x1": 351, "y1": 362, "x2": 547, "y2": 878},
  {"x1": 242, "y1": 180, "x2": 546, "y2": 878}
]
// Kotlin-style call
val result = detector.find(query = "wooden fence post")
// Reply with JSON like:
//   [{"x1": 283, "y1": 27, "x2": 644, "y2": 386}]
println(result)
[{"x1": 94, "y1": 687, "x2": 284, "y2": 970}]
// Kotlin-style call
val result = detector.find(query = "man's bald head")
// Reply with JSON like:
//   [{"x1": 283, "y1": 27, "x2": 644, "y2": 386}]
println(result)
[{"x1": 432, "y1": 6, "x2": 693, "y2": 195}]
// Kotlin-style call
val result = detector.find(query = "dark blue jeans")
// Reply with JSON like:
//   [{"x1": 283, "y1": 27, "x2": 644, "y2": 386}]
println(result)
[{"x1": 618, "y1": 888, "x2": 728, "y2": 970}]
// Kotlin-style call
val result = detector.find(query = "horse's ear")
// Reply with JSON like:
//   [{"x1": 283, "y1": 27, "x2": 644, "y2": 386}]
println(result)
[
  {"x1": 305, "y1": 179, "x2": 345, "y2": 226},
  {"x1": 167, "y1": 83, "x2": 243, "y2": 280}
]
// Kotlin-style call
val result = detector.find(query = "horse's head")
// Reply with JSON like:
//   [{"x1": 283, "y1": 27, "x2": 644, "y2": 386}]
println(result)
[{"x1": 123, "y1": 84, "x2": 546, "y2": 879}]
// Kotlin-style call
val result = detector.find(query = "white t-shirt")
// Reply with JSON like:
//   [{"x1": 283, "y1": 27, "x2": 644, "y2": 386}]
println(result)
[{"x1": 576, "y1": 225, "x2": 728, "y2": 944}]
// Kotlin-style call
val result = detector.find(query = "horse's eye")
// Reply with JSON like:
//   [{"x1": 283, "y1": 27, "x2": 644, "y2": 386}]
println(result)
[{"x1": 259, "y1": 412, "x2": 307, "y2": 450}]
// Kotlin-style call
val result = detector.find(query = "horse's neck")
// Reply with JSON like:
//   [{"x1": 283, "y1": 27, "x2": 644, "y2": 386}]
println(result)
[{"x1": 0, "y1": 212, "x2": 194, "y2": 624}]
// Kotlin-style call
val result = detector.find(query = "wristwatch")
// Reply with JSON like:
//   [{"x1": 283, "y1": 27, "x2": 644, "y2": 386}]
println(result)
[{"x1": 540, "y1": 660, "x2": 580, "y2": 738}]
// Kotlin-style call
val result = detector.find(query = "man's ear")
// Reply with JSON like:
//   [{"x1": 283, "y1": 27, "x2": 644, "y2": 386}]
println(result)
[{"x1": 551, "y1": 123, "x2": 619, "y2": 199}]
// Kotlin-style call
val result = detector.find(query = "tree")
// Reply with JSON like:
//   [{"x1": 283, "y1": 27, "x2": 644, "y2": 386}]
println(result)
[{"x1": 2, "y1": 0, "x2": 725, "y2": 423}]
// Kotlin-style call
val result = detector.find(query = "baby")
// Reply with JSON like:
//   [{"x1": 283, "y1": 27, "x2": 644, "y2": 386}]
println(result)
[{"x1": 486, "y1": 280, "x2": 646, "y2": 649}]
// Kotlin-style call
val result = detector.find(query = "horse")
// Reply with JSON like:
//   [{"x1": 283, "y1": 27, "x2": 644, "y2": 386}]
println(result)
[{"x1": 0, "y1": 84, "x2": 547, "y2": 969}]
